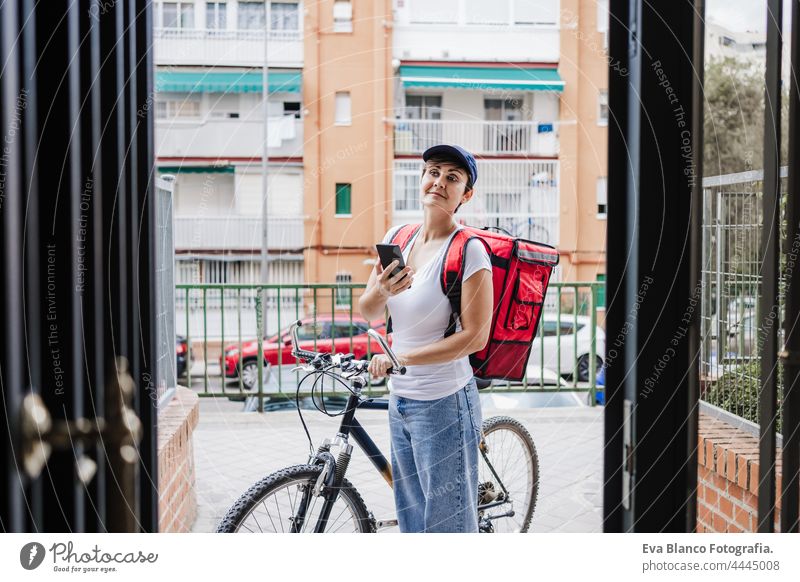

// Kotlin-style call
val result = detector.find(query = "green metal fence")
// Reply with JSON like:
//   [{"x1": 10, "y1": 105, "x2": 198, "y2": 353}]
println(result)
[{"x1": 175, "y1": 282, "x2": 605, "y2": 411}]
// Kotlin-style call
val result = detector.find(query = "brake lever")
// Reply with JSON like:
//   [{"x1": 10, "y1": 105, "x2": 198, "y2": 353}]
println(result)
[{"x1": 291, "y1": 365, "x2": 317, "y2": 373}]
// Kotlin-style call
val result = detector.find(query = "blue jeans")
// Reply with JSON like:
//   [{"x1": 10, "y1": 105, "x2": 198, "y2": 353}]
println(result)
[{"x1": 389, "y1": 378, "x2": 483, "y2": 533}]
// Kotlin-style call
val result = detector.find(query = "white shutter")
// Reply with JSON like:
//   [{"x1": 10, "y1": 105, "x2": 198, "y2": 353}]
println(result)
[
  {"x1": 465, "y1": 0, "x2": 509, "y2": 24},
  {"x1": 514, "y1": 0, "x2": 558, "y2": 25},
  {"x1": 409, "y1": 0, "x2": 458, "y2": 24}
]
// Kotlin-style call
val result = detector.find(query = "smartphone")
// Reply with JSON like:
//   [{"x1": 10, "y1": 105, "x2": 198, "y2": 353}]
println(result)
[{"x1": 375, "y1": 243, "x2": 406, "y2": 278}]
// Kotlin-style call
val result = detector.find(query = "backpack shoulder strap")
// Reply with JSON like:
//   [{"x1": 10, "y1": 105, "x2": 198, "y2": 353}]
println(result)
[
  {"x1": 389, "y1": 224, "x2": 421, "y2": 251},
  {"x1": 440, "y1": 227, "x2": 489, "y2": 337},
  {"x1": 384, "y1": 224, "x2": 420, "y2": 335}
]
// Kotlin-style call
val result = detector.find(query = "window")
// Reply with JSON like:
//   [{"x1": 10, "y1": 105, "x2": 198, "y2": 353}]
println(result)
[
  {"x1": 206, "y1": 2, "x2": 227, "y2": 30},
  {"x1": 559, "y1": 322, "x2": 577, "y2": 335},
  {"x1": 333, "y1": 1, "x2": 353, "y2": 32},
  {"x1": 271, "y1": 2, "x2": 299, "y2": 30},
  {"x1": 597, "y1": 0, "x2": 609, "y2": 48},
  {"x1": 541, "y1": 320, "x2": 560, "y2": 337},
  {"x1": 332, "y1": 321, "x2": 367, "y2": 338},
  {"x1": 598, "y1": 90, "x2": 609, "y2": 125},
  {"x1": 596, "y1": 274, "x2": 606, "y2": 309},
  {"x1": 409, "y1": 0, "x2": 458, "y2": 24},
  {"x1": 597, "y1": 0, "x2": 608, "y2": 33},
  {"x1": 283, "y1": 101, "x2": 301, "y2": 118},
  {"x1": 597, "y1": 177, "x2": 608, "y2": 219},
  {"x1": 514, "y1": 0, "x2": 558, "y2": 26},
  {"x1": 238, "y1": 1, "x2": 265, "y2": 30},
  {"x1": 156, "y1": 96, "x2": 201, "y2": 119},
  {"x1": 335, "y1": 183, "x2": 351, "y2": 215},
  {"x1": 158, "y1": 2, "x2": 195, "y2": 29},
  {"x1": 394, "y1": 164, "x2": 421, "y2": 211},
  {"x1": 484, "y1": 97, "x2": 523, "y2": 121},
  {"x1": 334, "y1": 92, "x2": 351, "y2": 125},
  {"x1": 296, "y1": 322, "x2": 330, "y2": 341},
  {"x1": 404, "y1": 95, "x2": 442, "y2": 120},
  {"x1": 335, "y1": 274, "x2": 352, "y2": 310}
]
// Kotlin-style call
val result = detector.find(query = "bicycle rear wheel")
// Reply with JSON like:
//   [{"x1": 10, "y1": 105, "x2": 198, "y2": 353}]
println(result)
[
  {"x1": 216, "y1": 464, "x2": 375, "y2": 533},
  {"x1": 478, "y1": 416, "x2": 539, "y2": 533}
]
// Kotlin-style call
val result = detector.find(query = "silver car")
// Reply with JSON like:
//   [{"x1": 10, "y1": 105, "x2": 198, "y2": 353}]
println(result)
[{"x1": 526, "y1": 314, "x2": 605, "y2": 382}]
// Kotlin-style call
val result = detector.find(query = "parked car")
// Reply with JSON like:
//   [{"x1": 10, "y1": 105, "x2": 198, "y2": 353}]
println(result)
[
  {"x1": 176, "y1": 336, "x2": 189, "y2": 378},
  {"x1": 221, "y1": 316, "x2": 388, "y2": 389},
  {"x1": 526, "y1": 314, "x2": 605, "y2": 382}
]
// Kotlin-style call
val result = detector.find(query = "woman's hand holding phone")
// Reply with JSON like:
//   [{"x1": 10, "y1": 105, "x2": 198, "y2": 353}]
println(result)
[{"x1": 375, "y1": 260, "x2": 414, "y2": 298}]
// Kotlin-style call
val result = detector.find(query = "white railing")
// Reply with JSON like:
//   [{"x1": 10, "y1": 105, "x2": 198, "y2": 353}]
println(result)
[
  {"x1": 154, "y1": 27, "x2": 303, "y2": 67},
  {"x1": 174, "y1": 216, "x2": 305, "y2": 251},
  {"x1": 155, "y1": 116, "x2": 303, "y2": 159},
  {"x1": 393, "y1": 159, "x2": 560, "y2": 246},
  {"x1": 391, "y1": 119, "x2": 558, "y2": 157}
]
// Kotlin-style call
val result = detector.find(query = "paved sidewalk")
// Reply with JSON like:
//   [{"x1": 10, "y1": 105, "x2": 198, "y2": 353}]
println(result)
[{"x1": 191, "y1": 396, "x2": 604, "y2": 533}]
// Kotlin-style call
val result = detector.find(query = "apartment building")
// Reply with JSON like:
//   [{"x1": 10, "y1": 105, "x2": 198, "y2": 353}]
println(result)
[
  {"x1": 155, "y1": 0, "x2": 609, "y2": 331},
  {"x1": 389, "y1": 0, "x2": 608, "y2": 296},
  {"x1": 154, "y1": 0, "x2": 305, "y2": 292}
]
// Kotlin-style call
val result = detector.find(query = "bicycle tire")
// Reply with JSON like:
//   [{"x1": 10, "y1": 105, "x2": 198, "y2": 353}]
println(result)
[
  {"x1": 479, "y1": 416, "x2": 539, "y2": 533},
  {"x1": 216, "y1": 464, "x2": 375, "y2": 533}
]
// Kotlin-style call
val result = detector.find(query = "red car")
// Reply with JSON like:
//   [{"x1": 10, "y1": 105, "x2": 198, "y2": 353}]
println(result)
[{"x1": 221, "y1": 316, "x2": 388, "y2": 389}]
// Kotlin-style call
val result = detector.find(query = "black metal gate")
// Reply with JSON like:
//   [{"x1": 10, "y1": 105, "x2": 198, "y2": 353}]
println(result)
[
  {"x1": 0, "y1": 0, "x2": 158, "y2": 532},
  {"x1": 605, "y1": 0, "x2": 800, "y2": 533}
]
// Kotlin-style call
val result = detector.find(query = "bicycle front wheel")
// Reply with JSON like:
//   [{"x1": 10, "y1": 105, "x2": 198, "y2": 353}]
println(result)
[
  {"x1": 216, "y1": 464, "x2": 375, "y2": 533},
  {"x1": 478, "y1": 416, "x2": 539, "y2": 533}
]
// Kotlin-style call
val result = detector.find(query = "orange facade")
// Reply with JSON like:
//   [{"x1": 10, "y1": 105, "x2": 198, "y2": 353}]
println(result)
[{"x1": 303, "y1": 0, "x2": 394, "y2": 293}]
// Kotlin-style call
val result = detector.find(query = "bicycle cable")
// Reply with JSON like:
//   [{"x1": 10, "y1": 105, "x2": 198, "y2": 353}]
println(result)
[{"x1": 293, "y1": 360, "x2": 367, "y2": 455}]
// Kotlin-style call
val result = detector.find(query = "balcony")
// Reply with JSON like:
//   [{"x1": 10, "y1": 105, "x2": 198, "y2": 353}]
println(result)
[
  {"x1": 392, "y1": 119, "x2": 558, "y2": 157},
  {"x1": 393, "y1": 159, "x2": 560, "y2": 246},
  {"x1": 156, "y1": 116, "x2": 303, "y2": 159},
  {"x1": 175, "y1": 216, "x2": 305, "y2": 251},
  {"x1": 153, "y1": 28, "x2": 303, "y2": 68}
]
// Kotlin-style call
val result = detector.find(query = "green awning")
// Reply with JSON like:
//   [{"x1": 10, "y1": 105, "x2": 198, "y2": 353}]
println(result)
[
  {"x1": 158, "y1": 165, "x2": 235, "y2": 174},
  {"x1": 399, "y1": 65, "x2": 564, "y2": 92},
  {"x1": 155, "y1": 71, "x2": 301, "y2": 94}
]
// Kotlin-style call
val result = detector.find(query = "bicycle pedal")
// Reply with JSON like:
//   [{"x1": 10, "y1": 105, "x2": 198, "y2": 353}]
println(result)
[{"x1": 376, "y1": 519, "x2": 398, "y2": 530}]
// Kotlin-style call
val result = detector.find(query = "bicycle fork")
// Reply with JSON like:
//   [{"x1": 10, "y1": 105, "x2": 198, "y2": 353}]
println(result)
[{"x1": 289, "y1": 440, "x2": 353, "y2": 533}]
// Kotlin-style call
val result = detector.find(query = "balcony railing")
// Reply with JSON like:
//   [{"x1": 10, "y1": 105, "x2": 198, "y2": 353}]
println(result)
[
  {"x1": 156, "y1": 116, "x2": 303, "y2": 159},
  {"x1": 153, "y1": 27, "x2": 303, "y2": 67},
  {"x1": 392, "y1": 119, "x2": 558, "y2": 157},
  {"x1": 175, "y1": 282, "x2": 604, "y2": 411},
  {"x1": 174, "y1": 215, "x2": 305, "y2": 251},
  {"x1": 393, "y1": 159, "x2": 560, "y2": 245}
]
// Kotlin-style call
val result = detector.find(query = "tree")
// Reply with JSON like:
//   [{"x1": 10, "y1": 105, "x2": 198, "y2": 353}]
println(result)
[{"x1": 703, "y1": 56, "x2": 790, "y2": 177}]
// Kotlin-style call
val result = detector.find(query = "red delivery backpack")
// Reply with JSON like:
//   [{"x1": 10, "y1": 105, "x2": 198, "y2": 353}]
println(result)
[{"x1": 388, "y1": 224, "x2": 559, "y2": 382}]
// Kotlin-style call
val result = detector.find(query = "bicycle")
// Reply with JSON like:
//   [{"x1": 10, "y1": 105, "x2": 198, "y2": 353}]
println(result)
[{"x1": 216, "y1": 320, "x2": 540, "y2": 533}]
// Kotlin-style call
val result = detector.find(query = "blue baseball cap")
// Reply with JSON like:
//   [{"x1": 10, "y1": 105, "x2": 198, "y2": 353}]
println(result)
[{"x1": 422, "y1": 144, "x2": 478, "y2": 188}]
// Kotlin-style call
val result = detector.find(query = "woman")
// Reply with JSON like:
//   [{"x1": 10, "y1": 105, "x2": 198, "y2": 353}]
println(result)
[{"x1": 358, "y1": 144, "x2": 493, "y2": 532}]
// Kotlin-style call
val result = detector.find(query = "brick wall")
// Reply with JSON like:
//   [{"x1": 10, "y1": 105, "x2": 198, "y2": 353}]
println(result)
[
  {"x1": 697, "y1": 412, "x2": 783, "y2": 533},
  {"x1": 158, "y1": 387, "x2": 200, "y2": 533}
]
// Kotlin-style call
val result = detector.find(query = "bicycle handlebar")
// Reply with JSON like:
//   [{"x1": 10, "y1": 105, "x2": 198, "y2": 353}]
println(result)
[{"x1": 289, "y1": 320, "x2": 406, "y2": 375}]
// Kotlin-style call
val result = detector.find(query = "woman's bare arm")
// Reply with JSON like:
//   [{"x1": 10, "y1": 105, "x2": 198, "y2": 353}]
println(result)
[{"x1": 396, "y1": 269, "x2": 492, "y2": 367}]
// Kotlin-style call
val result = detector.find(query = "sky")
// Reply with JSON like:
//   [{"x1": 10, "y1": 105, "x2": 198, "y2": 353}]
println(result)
[{"x1": 706, "y1": 0, "x2": 791, "y2": 35}]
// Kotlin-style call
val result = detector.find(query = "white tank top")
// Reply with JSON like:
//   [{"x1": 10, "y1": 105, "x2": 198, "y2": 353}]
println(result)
[{"x1": 381, "y1": 225, "x2": 492, "y2": 400}]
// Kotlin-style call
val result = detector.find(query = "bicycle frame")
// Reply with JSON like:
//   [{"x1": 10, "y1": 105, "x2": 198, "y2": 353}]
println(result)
[
  {"x1": 302, "y1": 385, "x2": 514, "y2": 532},
  {"x1": 286, "y1": 322, "x2": 517, "y2": 532}
]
